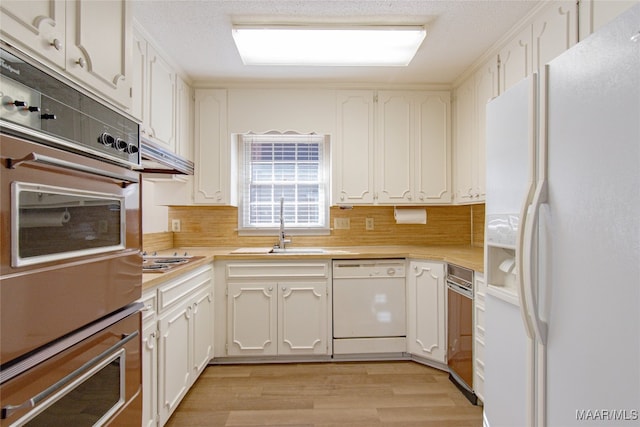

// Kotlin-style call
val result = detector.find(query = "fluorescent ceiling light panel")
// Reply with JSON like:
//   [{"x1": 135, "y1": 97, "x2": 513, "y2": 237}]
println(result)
[{"x1": 232, "y1": 25, "x2": 426, "y2": 66}]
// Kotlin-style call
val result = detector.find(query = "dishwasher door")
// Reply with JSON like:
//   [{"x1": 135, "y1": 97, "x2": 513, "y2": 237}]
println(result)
[{"x1": 332, "y1": 260, "x2": 406, "y2": 338}]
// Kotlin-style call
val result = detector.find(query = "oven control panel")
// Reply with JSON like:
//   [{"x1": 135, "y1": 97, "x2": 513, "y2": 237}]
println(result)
[{"x1": 0, "y1": 47, "x2": 139, "y2": 168}]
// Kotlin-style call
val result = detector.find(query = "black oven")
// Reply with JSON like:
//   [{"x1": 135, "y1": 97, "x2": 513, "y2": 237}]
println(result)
[{"x1": 1, "y1": 45, "x2": 143, "y2": 425}]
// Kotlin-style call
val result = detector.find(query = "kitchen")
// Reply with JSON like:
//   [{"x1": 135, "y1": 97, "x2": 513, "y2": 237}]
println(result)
[{"x1": 0, "y1": 1, "x2": 638, "y2": 426}]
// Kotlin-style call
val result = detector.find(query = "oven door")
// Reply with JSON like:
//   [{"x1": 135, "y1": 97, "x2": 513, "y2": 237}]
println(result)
[
  {"x1": 1, "y1": 134, "x2": 141, "y2": 365},
  {"x1": 0, "y1": 307, "x2": 142, "y2": 427}
]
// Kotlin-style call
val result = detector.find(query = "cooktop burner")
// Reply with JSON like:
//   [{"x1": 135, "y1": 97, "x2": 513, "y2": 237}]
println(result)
[{"x1": 142, "y1": 252, "x2": 204, "y2": 273}]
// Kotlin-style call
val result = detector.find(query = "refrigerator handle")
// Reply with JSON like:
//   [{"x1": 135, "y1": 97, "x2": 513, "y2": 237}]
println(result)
[
  {"x1": 516, "y1": 180, "x2": 536, "y2": 340},
  {"x1": 515, "y1": 73, "x2": 539, "y2": 341},
  {"x1": 523, "y1": 179, "x2": 549, "y2": 345}
]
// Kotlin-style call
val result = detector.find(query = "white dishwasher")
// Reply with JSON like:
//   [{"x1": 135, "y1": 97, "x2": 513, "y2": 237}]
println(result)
[{"x1": 332, "y1": 260, "x2": 407, "y2": 355}]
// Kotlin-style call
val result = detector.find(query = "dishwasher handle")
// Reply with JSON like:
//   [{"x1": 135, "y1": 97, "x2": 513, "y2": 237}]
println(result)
[{"x1": 447, "y1": 281, "x2": 473, "y2": 299}]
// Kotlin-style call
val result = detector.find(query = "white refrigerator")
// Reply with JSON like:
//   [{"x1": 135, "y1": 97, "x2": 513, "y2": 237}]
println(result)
[{"x1": 483, "y1": 4, "x2": 640, "y2": 427}]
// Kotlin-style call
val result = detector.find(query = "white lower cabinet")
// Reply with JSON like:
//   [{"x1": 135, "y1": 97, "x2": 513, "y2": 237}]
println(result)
[
  {"x1": 140, "y1": 291, "x2": 158, "y2": 427},
  {"x1": 406, "y1": 260, "x2": 447, "y2": 364},
  {"x1": 473, "y1": 272, "x2": 486, "y2": 403},
  {"x1": 140, "y1": 263, "x2": 213, "y2": 427},
  {"x1": 224, "y1": 262, "x2": 331, "y2": 358}
]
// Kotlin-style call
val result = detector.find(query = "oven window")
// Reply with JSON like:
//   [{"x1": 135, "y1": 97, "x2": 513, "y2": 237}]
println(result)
[
  {"x1": 18, "y1": 351, "x2": 125, "y2": 427},
  {"x1": 12, "y1": 182, "x2": 126, "y2": 267}
]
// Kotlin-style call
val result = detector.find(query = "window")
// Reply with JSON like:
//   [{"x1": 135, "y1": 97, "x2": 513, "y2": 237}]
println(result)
[{"x1": 238, "y1": 132, "x2": 330, "y2": 234}]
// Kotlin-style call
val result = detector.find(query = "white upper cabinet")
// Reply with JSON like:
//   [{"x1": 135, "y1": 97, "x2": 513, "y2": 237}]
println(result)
[
  {"x1": 0, "y1": 0, "x2": 132, "y2": 110},
  {"x1": 414, "y1": 92, "x2": 452, "y2": 203},
  {"x1": 334, "y1": 91, "x2": 376, "y2": 205},
  {"x1": 176, "y1": 76, "x2": 193, "y2": 161},
  {"x1": 0, "y1": 0, "x2": 66, "y2": 68},
  {"x1": 65, "y1": 0, "x2": 132, "y2": 109},
  {"x1": 454, "y1": 61, "x2": 497, "y2": 204},
  {"x1": 132, "y1": 24, "x2": 188, "y2": 154},
  {"x1": 531, "y1": 1, "x2": 578, "y2": 72},
  {"x1": 146, "y1": 42, "x2": 176, "y2": 151},
  {"x1": 498, "y1": 27, "x2": 532, "y2": 94},
  {"x1": 335, "y1": 89, "x2": 451, "y2": 205},
  {"x1": 193, "y1": 89, "x2": 234, "y2": 205},
  {"x1": 376, "y1": 91, "x2": 414, "y2": 204}
]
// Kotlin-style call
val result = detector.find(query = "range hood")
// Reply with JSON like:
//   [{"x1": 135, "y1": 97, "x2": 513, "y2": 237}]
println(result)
[{"x1": 139, "y1": 137, "x2": 194, "y2": 175}]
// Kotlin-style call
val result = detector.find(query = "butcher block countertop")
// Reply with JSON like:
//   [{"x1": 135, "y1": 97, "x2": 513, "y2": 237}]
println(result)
[{"x1": 142, "y1": 245, "x2": 483, "y2": 290}]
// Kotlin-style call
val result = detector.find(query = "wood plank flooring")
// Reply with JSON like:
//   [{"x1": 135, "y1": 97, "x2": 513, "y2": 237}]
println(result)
[{"x1": 165, "y1": 361, "x2": 483, "y2": 426}]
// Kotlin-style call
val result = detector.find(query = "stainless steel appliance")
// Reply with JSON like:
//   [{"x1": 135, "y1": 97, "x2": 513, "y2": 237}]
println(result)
[
  {"x1": 332, "y1": 260, "x2": 406, "y2": 355},
  {"x1": 446, "y1": 263, "x2": 477, "y2": 405},
  {"x1": 142, "y1": 252, "x2": 205, "y2": 273},
  {"x1": 1, "y1": 45, "x2": 142, "y2": 425}
]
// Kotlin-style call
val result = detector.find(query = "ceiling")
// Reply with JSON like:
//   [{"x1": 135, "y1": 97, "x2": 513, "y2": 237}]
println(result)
[{"x1": 132, "y1": 0, "x2": 540, "y2": 86}]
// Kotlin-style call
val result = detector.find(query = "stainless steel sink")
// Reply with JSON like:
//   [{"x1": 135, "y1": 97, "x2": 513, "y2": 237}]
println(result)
[{"x1": 269, "y1": 247, "x2": 328, "y2": 254}]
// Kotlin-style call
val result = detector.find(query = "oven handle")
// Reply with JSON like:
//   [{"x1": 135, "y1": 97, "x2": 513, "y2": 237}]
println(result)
[
  {"x1": 7, "y1": 152, "x2": 139, "y2": 187},
  {"x1": 0, "y1": 331, "x2": 139, "y2": 420}
]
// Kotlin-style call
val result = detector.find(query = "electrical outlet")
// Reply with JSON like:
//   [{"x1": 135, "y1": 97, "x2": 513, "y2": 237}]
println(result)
[
  {"x1": 365, "y1": 217, "x2": 374, "y2": 231},
  {"x1": 334, "y1": 218, "x2": 350, "y2": 230},
  {"x1": 171, "y1": 219, "x2": 181, "y2": 232}
]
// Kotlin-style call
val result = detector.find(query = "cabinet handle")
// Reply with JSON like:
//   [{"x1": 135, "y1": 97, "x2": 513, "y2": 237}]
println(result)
[
  {"x1": 76, "y1": 57, "x2": 86, "y2": 68},
  {"x1": 282, "y1": 287, "x2": 287, "y2": 292},
  {"x1": 268, "y1": 287, "x2": 273, "y2": 292},
  {"x1": 50, "y1": 39, "x2": 62, "y2": 51}
]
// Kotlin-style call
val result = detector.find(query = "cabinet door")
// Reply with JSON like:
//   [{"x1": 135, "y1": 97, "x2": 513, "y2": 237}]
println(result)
[
  {"x1": 147, "y1": 43, "x2": 176, "y2": 151},
  {"x1": 278, "y1": 282, "x2": 328, "y2": 356},
  {"x1": 414, "y1": 92, "x2": 451, "y2": 203},
  {"x1": 141, "y1": 319, "x2": 158, "y2": 427},
  {"x1": 158, "y1": 301, "x2": 191, "y2": 425},
  {"x1": 377, "y1": 91, "x2": 414, "y2": 204},
  {"x1": 498, "y1": 27, "x2": 533, "y2": 93},
  {"x1": 532, "y1": 1, "x2": 578, "y2": 72},
  {"x1": 194, "y1": 89, "x2": 233, "y2": 205},
  {"x1": 191, "y1": 289, "x2": 213, "y2": 379},
  {"x1": 131, "y1": 28, "x2": 147, "y2": 123},
  {"x1": 176, "y1": 76, "x2": 193, "y2": 161},
  {"x1": 454, "y1": 76, "x2": 475, "y2": 203},
  {"x1": 0, "y1": 0, "x2": 66, "y2": 68},
  {"x1": 407, "y1": 261, "x2": 446, "y2": 364},
  {"x1": 227, "y1": 282, "x2": 277, "y2": 356},
  {"x1": 65, "y1": 0, "x2": 132, "y2": 109},
  {"x1": 334, "y1": 90, "x2": 375, "y2": 204},
  {"x1": 472, "y1": 61, "x2": 498, "y2": 202}
]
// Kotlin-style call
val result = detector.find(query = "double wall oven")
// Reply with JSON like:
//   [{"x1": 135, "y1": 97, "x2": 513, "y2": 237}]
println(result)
[{"x1": 0, "y1": 46, "x2": 143, "y2": 425}]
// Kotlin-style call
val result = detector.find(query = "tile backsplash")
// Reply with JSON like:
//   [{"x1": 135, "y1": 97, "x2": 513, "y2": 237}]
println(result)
[{"x1": 142, "y1": 204, "x2": 485, "y2": 251}]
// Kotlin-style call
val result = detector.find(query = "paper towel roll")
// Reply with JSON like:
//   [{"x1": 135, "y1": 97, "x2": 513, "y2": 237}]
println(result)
[
  {"x1": 394, "y1": 208, "x2": 427, "y2": 224},
  {"x1": 21, "y1": 210, "x2": 71, "y2": 228}
]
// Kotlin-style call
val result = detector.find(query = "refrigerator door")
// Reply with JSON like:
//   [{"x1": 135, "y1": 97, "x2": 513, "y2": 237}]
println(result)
[
  {"x1": 542, "y1": 5, "x2": 640, "y2": 425},
  {"x1": 484, "y1": 75, "x2": 538, "y2": 426}
]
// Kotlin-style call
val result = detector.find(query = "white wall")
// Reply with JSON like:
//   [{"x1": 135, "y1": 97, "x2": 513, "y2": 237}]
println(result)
[{"x1": 142, "y1": 179, "x2": 169, "y2": 233}]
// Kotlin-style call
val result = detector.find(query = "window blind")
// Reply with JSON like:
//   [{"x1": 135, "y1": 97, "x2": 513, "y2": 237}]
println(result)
[{"x1": 240, "y1": 133, "x2": 328, "y2": 230}]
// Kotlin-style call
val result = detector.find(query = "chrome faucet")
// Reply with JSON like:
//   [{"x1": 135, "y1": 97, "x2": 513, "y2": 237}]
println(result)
[{"x1": 276, "y1": 197, "x2": 291, "y2": 249}]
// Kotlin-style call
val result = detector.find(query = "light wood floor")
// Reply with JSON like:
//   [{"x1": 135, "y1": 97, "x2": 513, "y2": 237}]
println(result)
[{"x1": 165, "y1": 361, "x2": 483, "y2": 426}]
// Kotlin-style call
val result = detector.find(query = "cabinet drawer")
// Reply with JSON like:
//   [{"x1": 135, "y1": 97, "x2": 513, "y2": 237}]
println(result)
[
  {"x1": 226, "y1": 262, "x2": 329, "y2": 279},
  {"x1": 474, "y1": 303, "x2": 485, "y2": 339},
  {"x1": 140, "y1": 291, "x2": 157, "y2": 322},
  {"x1": 158, "y1": 264, "x2": 213, "y2": 313}
]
